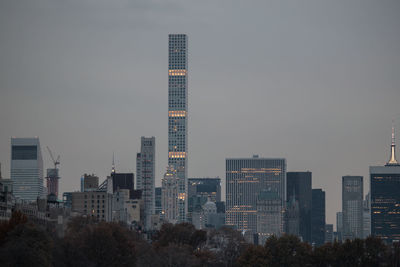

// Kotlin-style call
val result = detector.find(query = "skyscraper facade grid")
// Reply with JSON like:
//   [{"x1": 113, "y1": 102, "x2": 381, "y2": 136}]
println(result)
[
  {"x1": 370, "y1": 166, "x2": 400, "y2": 243},
  {"x1": 370, "y1": 124, "x2": 400, "y2": 243},
  {"x1": 168, "y1": 34, "x2": 188, "y2": 222},
  {"x1": 136, "y1": 136, "x2": 155, "y2": 230},
  {"x1": 11, "y1": 137, "x2": 44, "y2": 202},
  {"x1": 226, "y1": 156, "x2": 286, "y2": 234},
  {"x1": 342, "y1": 175, "x2": 363, "y2": 240}
]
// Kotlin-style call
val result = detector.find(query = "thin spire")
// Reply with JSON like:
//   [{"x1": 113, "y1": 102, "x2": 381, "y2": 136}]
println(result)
[
  {"x1": 387, "y1": 120, "x2": 399, "y2": 166},
  {"x1": 111, "y1": 152, "x2": 116, "y2": 174}
]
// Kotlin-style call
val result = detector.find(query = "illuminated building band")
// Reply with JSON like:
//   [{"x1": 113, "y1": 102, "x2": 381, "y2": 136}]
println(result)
[
  {"x1": 168, "y1": 111, "x2": 186, "y2": 117},
  {"x1": 168, "y1": 69, "x2": 187, "y2": 76},
  {"x1": 168, "y1": 152, "x2": 186, "y2": 159}
]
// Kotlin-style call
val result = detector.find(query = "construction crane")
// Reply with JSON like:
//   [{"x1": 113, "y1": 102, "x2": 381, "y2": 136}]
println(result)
[
  {"x1": 46, "y1": 146, "x2": 60, "y2": 199},
  {"x1": 47, "y1": 146, "x2": 60, "y2": 170}
]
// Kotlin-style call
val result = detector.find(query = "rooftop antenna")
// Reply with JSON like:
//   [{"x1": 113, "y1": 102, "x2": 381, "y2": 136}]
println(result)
[
  {"x1": 111, "y1": 152, "x2": 116, "y2": 174},
  {"x1": 386, "y1": 120, "x2": 399, "y2": 166}
]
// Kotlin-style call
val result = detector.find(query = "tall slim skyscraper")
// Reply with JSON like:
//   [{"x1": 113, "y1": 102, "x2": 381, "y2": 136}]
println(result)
[
  {"x1": 311, "y1": 188, "x2": 325, "y2": 246},
  {"x1": 11, "y1": 137, "x2": 44, "y2": 202},
  {"x1": 168, "y1": 34, "x2": 188, "y2": 222},
  {"x1": 287, "y1": 171, "x2": 312, "y2": 242},
  {"x1": 370, "y1": 124, "x2": 400, "y2": 243},
  {"x1": 226, "y1": 156, "x2": 286, "y2": 234},
  {"x1": 136, "y1": 136, "x2": 155, "y2": 230},
  {"x1": 342, "y1": 176, "x2": 363, "y2": 240}
]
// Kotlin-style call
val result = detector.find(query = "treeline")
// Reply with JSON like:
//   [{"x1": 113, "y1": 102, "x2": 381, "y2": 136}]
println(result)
[{"x1": 0, "y1": 212, "x2": 400, "y2": 267}]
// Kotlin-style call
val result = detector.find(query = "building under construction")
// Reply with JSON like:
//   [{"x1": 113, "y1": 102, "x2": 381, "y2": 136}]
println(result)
[
  {"x1": 46, "y1": 147, "x2": 60, "y2": 199},
  {"x1": 46, "y1": 168, "x2": 60, "y2": 198}
]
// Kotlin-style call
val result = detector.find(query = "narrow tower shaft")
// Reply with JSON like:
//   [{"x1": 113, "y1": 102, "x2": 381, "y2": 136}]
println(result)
[{"x1": 168, "y1": 34, "x2": 188, "y2": 222}]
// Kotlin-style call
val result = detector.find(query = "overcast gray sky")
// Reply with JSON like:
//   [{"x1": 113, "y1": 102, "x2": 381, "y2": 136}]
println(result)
[{"x1": 0, "y1": 0, "x2": 399, "y2": 227}]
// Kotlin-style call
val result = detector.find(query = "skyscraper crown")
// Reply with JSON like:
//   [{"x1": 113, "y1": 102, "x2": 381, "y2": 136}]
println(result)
[{"x1": 386, "y1": 121, "x2": 399, "y2": 166}]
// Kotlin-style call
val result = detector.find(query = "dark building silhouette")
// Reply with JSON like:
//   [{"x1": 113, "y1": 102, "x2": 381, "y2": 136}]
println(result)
[
  {"x1": 187, "y1": 178, "x2": 221, "y2": 222},
  {"x1": 155, "y1": 187, "x2": 162, "y2": 216},
  {"x1": 285, "y1": 196, "x2": 300, "y2": 237},
  {"x1": 311, "y1": 188, "x2": 326, "y2": 246},
  {"x1": 287, "y1": 171, "x2": 312, "y2": 242},
  {"x1": 111, "y1": 172, "x2": 134, "y2": 195},
  {"x1": 83, "y1": 174, "x2": 99, "y2": 192},
  {"x1": 216, "y1": 201, "x2": 225, "y2": 214},
  {"x1": 370, "y1": 124, "x2": 400, "y2": 243}
]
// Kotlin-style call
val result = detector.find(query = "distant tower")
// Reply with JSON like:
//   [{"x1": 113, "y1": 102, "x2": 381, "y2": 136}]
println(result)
[
  {"x1": 287, "y1": 172, "x2": 312, "y2": 242},
  {"x1": 342, "y1": 176, "x2": 363, "y2": 240},
  {"x1": 370, "y1": 122, "x2": 400, "y2": 244},
  {"x1": 136, "y1": 136, "x2": 155, "y2": 230},
  {"x1": 11, "y1": 137, "x2": 44, "y2": 201},
  {"x1": 311, "y1": 189, "x2": 326, "y2": 246},
  {"x1": 162, "y1": 166, "x2": 179, "y2": 224},
  {"x1": 168, "y1": 34, "x2": 188, "y2": 222},
  {"x1": 45, "y1": 146, "x2": 60, "y2": 198}
]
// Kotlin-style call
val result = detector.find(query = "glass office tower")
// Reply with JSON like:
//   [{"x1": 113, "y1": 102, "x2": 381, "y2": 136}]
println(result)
[
  {"x1": 11, "y1": 137, "x2": 44, "y2": 202},
  {"x1": 370, "y1": 124, "x2": 400, "y2": 243},
  {"x1": 136, "y1": 136, "x2": 155, "y2": 230},
  {"x1": 342, "y1": 176, "x2": 363, "y2": 240},
  {"x1": 226, "y1": 156, "x2": 286, "y2": 234},
  {"x1": 287, "y1": 171, "x2": 312, "y2": 242},
  {"x1": 311, "y1": 188, "x2": 326, "y2": 246},
  {"x1": 168, "y1": 34, "x2": 188, "y2": 222}
]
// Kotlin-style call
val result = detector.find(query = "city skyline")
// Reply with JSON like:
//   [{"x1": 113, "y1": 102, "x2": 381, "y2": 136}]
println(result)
[{"x1": 0, "y1": 1, "x2": 400, "y2": 227}]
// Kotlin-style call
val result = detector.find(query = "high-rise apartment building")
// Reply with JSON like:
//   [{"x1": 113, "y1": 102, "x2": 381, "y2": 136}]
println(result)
[
  {"x1": 168, "y1": 34, "x2": 188, "y2": 222},
  {"x1": 370, "y1": 124, "x2": 400, "y2": 243},
  {"x1": 136, "y1": 136, "x2": 155, "y2": 230},
  {"x1": 287, "y1": 171, "x2": 312, "y2": 242},
  {"x1": 162, "y1": 167, "x2": 179, "y2": 224},
  {"x1": 342, "y1": 176, "x2": 363, "y2": 240},
  {"x1": 311, "y1": 189, "x2": 325, "y2": 246},
  {"x1": 226, "y1": 156, "x2": 286, "y2": 234},
  {"x1": 11, "y1": 137, "x2": 44, "y2": 202}
]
